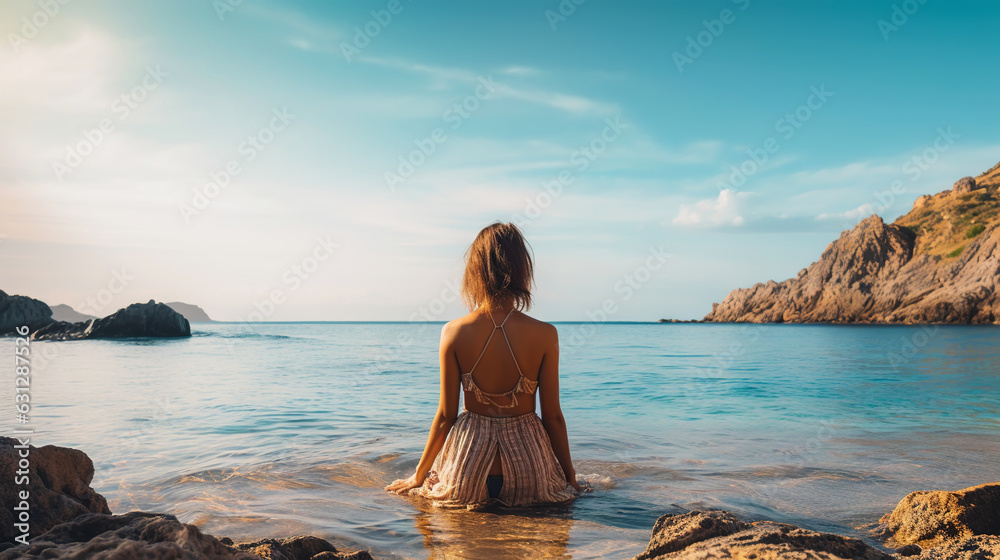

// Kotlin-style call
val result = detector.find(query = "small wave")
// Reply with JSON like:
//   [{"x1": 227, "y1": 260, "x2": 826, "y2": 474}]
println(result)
[
  {"x1": 713, "y1": 464, "x2": 879, "y2": 483},
  {"x1": 578, "y1": 472, "x2": 617, "y2": 490},
  {"x1": 205, "y1": 332, "x2": 295, "y2": 340},
  {"x1": 316, "y1": 462, "x2": 388, "y2": 489},
  {"x1": 170, "y1": 465, "x2": 319, "y2": 490},
  {"x1": 373, "y1": 453, "x2": 401, "y2": 464}
]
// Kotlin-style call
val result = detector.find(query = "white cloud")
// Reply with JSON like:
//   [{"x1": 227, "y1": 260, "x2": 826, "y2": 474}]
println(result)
[
  {"x1": 815, "y1": 202, "x2": 876, "y2": 221},
  {"x1": 672, "y1": 189, "x2": 750, "y2": 227}
]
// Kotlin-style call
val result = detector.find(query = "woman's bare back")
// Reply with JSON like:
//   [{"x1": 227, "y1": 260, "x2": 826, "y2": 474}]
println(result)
[{"x1": 448, "y1": 308, "x2": 559, "y2": 475}]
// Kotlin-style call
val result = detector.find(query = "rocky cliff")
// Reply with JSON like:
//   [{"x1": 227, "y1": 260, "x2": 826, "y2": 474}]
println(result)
[
  {"x1": 704, "y1": 163, "x2": 1000, "y2": 324},
  {"x1": 0, "y1": 290, "x2": 52, "y2": 334}
]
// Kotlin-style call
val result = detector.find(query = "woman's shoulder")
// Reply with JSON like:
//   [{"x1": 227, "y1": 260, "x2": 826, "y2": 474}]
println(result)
[
  {"x1": 515, "y1": 311, "x2": 556, "y2": 332},
  {"x1": 440, "y1": 313, "x2": 479, "y2": 341},
  {"x1": 444, "y1": 310, "x2": 556, "y2": 336}
]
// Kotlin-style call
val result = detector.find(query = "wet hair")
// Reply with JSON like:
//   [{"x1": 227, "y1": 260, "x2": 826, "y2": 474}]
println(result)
[{"x1": 461, "y1": 222, "x2": 534, "y2": 312}]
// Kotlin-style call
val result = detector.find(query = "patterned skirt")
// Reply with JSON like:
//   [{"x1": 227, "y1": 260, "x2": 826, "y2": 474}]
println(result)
[{"x1": 403, "y1": 410, "x2": 578, "y2": 509}]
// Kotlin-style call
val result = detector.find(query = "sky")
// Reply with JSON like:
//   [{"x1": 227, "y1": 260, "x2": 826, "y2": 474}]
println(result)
[{"x1": 1, "y1": 0, "x2": 998, "y2": 321}]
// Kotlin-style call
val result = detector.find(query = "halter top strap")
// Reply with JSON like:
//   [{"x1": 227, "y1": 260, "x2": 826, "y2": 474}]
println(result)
[
  {"x1": 462, "y1": 309, "x2": 536, "y2": 409},
  {"x1": 467, "y1": 308, "x2": 518, "y2": 375}
]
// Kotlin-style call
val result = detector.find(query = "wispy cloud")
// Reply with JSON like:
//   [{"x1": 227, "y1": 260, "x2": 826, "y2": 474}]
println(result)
[
  {"x1": 494, "y1": 86, "x2": 617, "y2": 115},
  {"x1": 816, "y1": 203, "x2": 876, "y2": 222},
  {"x1": 500, "y1": 66, "x2": 543, "y2": 76},
  {"x1": 358, "y1": 55, "x2": 618, "y2": 115},
  {"x1": 0, "y1": 26, "x2": 121, "y2": 113},
  {"x1": 245, "y1": 3, "x2": 344, "y2": 50}
]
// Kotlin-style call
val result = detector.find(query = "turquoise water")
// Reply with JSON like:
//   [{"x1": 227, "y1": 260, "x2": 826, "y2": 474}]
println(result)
[{"x1": 7, "y1": 323, "x2": 1000, "y2": 559}]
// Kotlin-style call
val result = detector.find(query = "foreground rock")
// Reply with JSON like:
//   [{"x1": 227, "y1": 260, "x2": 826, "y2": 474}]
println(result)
[
  {"x1": 704, "y1": 162, "x2": 1000, "y2": 324},
  {"x1": 0, "y1": 437, "x2": 111, "y2": 544},
  {"x1": 31, "y1": 300, "x2": 191, "y2": 341},
  {"x1": 633, "y1": 510, "x2": 891, "y2": 560},
  {"x1": 0, "y1": 439, "x2": 374, "y2": 559},
  {"x1": 0, "y1": 290, "x2": 52, "y2": 334},
  {"x1": 874, "y1": 482, "x2": 1000, "y2": 558},
  {"x1": 0, "y1": 512, "x2": 373, "y2": 559}
]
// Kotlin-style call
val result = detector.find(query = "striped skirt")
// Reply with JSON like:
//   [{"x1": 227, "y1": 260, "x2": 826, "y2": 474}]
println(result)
[{"x1": 404, "y1": 410, "x2": 578, "y2": 508}]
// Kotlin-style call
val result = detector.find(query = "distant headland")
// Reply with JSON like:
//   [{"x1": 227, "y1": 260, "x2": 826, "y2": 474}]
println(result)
[{"x1": 693, "y1": 160, "x2": 1000, "y2": 325}]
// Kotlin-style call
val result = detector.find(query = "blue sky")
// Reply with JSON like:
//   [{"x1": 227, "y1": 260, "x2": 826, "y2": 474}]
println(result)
[{"x1": 1, "y1": 0, "x2": 998, "y2": 321}]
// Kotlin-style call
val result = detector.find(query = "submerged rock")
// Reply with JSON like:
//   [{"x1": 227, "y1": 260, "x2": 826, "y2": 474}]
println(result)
[
  {"x1": 31, "y1": 300, "x2": 191, "y2": 341},
  {"x1": 0, "y1": 290, "x2": 52, "y2": 334},
  {"x1": 231, "y1": 535, "x2": 374, "y2": 560},
  {"x1": 633, "y1": 510, "x2": 891, "y2": 560}
]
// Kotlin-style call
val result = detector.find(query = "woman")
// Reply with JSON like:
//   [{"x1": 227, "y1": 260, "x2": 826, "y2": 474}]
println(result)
[{"x1": 385, "y1": 222, "x2": 585, "y2": 508}]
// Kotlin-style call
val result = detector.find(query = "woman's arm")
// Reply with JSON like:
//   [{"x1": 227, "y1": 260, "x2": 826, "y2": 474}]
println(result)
[
  {"x1": 385, "y1": 322, "x2": 461, "y2": 493},
  {"x1": 538, "y1": 325, "x2": 583, "y2": 491}
]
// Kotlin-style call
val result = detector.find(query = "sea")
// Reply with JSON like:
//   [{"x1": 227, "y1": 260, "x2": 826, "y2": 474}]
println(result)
[{"x1": 7, "y1": 322, "x2": 1000, "y2": 559}]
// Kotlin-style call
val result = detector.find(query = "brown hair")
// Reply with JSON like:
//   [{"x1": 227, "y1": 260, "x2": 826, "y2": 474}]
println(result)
[{"x1": 461, "y1": 222, "x2": 534, "y2": 312}]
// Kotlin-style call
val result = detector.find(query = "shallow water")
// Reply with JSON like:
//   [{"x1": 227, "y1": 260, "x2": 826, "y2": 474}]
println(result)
[{"x1": 7, "y1": 323, "x2": 1000, "y2": 559}]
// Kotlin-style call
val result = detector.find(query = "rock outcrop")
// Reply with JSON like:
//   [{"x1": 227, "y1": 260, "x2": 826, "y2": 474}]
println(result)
[
  {"x1": 31, "y1": 300, "x2": 191, "y2": 341},
  {"x1": 953, "y1": 176, "x2": 981, "y2": 194},
  {"x1": 633, "y1": 510, "x2": 892, "y2": 560},
  {"x1": 874, "y1": 482, "x2": 1000, "y2": 558},
  {"x1": 0, "y1": 437, "x2": 111, "y2": 544},
  {"x1": 1, "y1": 512, "x2": 373, "y2": 560},
  {"x1": 704, "y1": 163, "x2": 1000, "y2": 324},
  {"x1": 166, "y1": 301, "x2": 215, "y2": 322},
  {"x1": 0, "y1": 290, "x2": 52, "y2": 334},
  {"x1": 0, "y1": 440, "x2": 373, "y2": 559},
  {"x1": 48, "y1": 304, "x2": 97, "y2": 323}
]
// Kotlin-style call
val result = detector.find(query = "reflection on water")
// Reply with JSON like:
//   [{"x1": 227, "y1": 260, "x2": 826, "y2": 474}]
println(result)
[
  {"x1": 3, "y1": 323, "x2": 999, "y2": 559},
  {"x1": 413, "y1": 502, "x2": 575, "y2": 560}
]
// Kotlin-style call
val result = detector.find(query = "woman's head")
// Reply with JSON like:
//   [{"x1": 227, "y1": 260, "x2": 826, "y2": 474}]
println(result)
[{"x1": 461, "y1": 222, "x2": 534, "y2": 312}]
